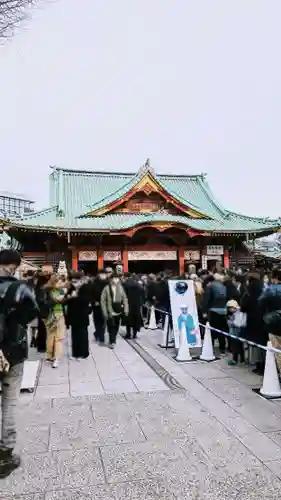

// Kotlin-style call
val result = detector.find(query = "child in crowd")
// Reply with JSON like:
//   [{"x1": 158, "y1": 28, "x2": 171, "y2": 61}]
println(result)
[{"x1": 226, "y1": 299, "x2": 246, "y2": 366}]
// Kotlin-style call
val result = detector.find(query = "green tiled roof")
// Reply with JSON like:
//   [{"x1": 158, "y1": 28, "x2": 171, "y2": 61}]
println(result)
[
  {"x1": 9, "y1": 165, "x2": 281, "y2": 235},
  {"x1": 12, "y1": 210, "x2": 281, "y2": 234}
]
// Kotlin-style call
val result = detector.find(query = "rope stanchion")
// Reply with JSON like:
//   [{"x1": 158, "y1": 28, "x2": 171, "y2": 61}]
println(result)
[
  {"x1": 200, "y1": 322, "x2": 217, "y2": 362},
  {"x1": 143, "y1": 303, "x2": 281, "y2": 400},
  {"x1": 198, "y1": 322, "x2": 281, "y2": 356},
  {"x1": 253, "y1": 340, "x2": 281, "y2": 399},
  {"x1": 143, "y1": 303, "x2": 281, "y2": 358}
]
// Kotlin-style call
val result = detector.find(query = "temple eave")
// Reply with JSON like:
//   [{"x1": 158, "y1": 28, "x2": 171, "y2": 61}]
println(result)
[{"x1": 7, "y1": 221, "x2": 281, "y2": 237}]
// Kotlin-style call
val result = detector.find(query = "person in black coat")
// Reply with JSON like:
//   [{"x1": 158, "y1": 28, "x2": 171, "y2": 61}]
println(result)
[
  {"x1": 123, "y1": 274, "x2": 144, "y2": 339},
  {"x1": 90, "y1": 269, "x2": 108, "y2": 344},
  {"x1": 65, "y1": 273, "x2": 91, "y2": 359},
  {"x1": 34, "y1": 273, "x2": 49, "y2": 353},
  {"x1": 224, "y1": 274, "x2": 241, "y2": 304},
  {"x1": 240, "y1": 272, "x2": 265, "y2": 374}
]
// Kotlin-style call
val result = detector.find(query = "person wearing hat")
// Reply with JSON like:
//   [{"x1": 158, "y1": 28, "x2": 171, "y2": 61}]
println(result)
[
  {"x1": 100, "y1": 272, "x2": 129, "y2": 348},
  {"x1": 226, "y1": 299, "x2": 245, "y2": 365},
  {"x1": 91, "y1": 268, "x2": 108, "y2": 345}
]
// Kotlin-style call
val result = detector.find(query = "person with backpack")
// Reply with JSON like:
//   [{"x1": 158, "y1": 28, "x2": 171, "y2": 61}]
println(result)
[{"x1": 0, "y1": 250, "x2": 39, "y2": 479}]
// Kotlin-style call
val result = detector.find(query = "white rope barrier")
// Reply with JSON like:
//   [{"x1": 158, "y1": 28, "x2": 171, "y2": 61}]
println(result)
[{"x1": 144, "y1": 303, "x2": 281, "y2": 355}]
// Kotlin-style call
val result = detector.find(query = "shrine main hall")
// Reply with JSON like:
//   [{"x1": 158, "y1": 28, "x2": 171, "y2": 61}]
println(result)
[{"x1": 4, "y1": 161, "x2": 281, "y2": 274}]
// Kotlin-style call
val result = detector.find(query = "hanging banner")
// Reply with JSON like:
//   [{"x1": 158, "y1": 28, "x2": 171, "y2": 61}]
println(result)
[
  {"x1": 78, "y1": 251, "x2": 97, "y2": 261},
  {"x1": 103, "y1": 251, "x2": 122, "y2": 261},
  {"x1": 206, "y1": 245, "x2": 224, "y2": 256},
  {"x1": 168, "y1": 280, "x2": 201, "y2": 349},
  {"x1": 128, "y1": 250, "x2": 177, "y2": 261},
  {"x1": 184, "y1": 250, "x2": 200, "y2": 261},
  {"x1": 201, "y1": 255, "x2": 208, "y2": 270}
]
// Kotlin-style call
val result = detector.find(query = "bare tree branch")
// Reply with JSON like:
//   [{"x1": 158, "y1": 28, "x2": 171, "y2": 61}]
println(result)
[{"x1": 0, "y1": 0, "x2": 38, "y2": 40}]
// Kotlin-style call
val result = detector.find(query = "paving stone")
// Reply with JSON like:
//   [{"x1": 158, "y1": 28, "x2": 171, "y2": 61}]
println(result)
[
  {"x1": 40, "y1": 364, "x2": 69, "y2": 376},
  {"x1": 52, "y1": 402, "x2": 93, "y2": 423},
  {"x1": 18, "y1": 401, "x2": 55, "y2": 427},
  {"x1": 90, "y1": 392, "x2": 128, "y2": 404},
  {"x1": 18, "y1": 392, "x2": 35, "y2": 405},
  {"x1": 266, "y1": 431, "x2": 281, "y2": 448},
  {"x1": 221, "y1": 365, "x2": 263, "y2": 386},
  {"x1": 202, "y1": 377, "x2": 257, "y2": 405},
  {"x1": 0, "y1": 452, "x2": 61, "y2": 496},
  {"x1": 35, "y1": 384, "x2": 70, "y2": 400},
  {"x1": 134, "y1": 377, "x2": 168, "y2": 392},
  {"x1": 218, "y1": 414, "x2": 260, "y2": 438},
  {"x1": 194, "y1": 424, "x2": 261, "y2": 472},
  {"x1": 53, "y1": 393, "x2": 127, "y2": 411},
  {"x1": 166, "y1": 464, "x2": 281, "y2": 499},
  {"x1": 125, "y1": 389, "x2": 177, "y2": 404},
  {"x1": 38, "y1": 376, "x2": 69, "y2": 386},
  {"x1": 49, "y1": 421, "x2": 99, "y2": 450},
  {"x1": 231, "y1": 400, "x2": 281, "y2": 432},
  {"x1": 50, "y1": 412, "x2": 145, "y2": 450},
  {"x1": 134, "y1": 395, "x2": 195, "y2": 440},
  {"x1": 181, "y1": 362, "x2": 229, "y2": 379},
  {"x1": 56, "y1": 448, "x2": 105, "y2": 489},
  {"x1": 100, "y1": 438, "x2": 208, "y2": 484},
  {"x1": 0, "y1": 449, "x2": 105, "y2": 496},
  {"x1": 70, "y1": 381, "x2": 104, "y2": 397},
  {"x1": 264, "y1": 459, "x2": 281, "y2": 479},
  {"x1": 102, "y1": 378, "x2": 137, "y2": 394},
  {"x1": 39, "y1": 370, "x2": 69, "y2": 386},
  {"x1": 0, "y1": 496, "x2": 45, "y2": 500},
  {"x1": 239, "y1": 430, "x2": 281, "y2": 462},
  {"x1": 16, "y1": 425, "x2": 50, "y2": 453},
  {"x1": 45, "y1": 479, "x2": 174, "y2": 499}
]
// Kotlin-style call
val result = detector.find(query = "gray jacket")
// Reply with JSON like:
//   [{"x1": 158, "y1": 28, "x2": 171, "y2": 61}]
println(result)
[{"x1": 101, "y1": 283, "x2": 129, "y2": 319}]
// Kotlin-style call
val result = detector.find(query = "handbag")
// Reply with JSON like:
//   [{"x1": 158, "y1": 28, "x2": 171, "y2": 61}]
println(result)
[
  {"x1": 109, "y1": 286, "x2": 123, "y2": 315},
  {"x1": 233, "y1": 311, "x2": 247, "y2": 328}
]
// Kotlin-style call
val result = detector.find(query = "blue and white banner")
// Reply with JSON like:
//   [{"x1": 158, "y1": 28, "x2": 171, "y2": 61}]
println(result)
[{"x1": 168, "y1": 280, "x2": 201, "y2": 349}]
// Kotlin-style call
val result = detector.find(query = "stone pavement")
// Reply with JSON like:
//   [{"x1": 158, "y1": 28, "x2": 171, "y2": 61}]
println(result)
[
  {"x1": 33, "y1": 328, "x2": 168, "y2": 400},
  {"x1": 2, "y1": 327, "x2": 281, "y2": 499}
]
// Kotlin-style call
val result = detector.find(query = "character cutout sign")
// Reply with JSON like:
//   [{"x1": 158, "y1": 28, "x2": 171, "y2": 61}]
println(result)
[{"x1": 168, "y1": 280, "x2": 201, "y2": 349}]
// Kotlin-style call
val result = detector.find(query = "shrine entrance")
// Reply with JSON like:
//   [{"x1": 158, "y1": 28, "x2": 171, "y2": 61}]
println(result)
[
  {"x1": 78, "y1": 261, "x2": 97, "y2": 276},
  {"x1": 77, "y1": 251, "x2": 97, "y2": 276},
  {"x1": 129, "y1": 259, "x2": 178, "y2": 275},
  {"x1": 128, "y1": 249, "x2": 179, "y2": 276}
]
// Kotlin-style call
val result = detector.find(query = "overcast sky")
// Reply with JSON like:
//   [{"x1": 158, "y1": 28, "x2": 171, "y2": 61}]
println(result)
[{"x1": 0, "y1": 0, "x2": 280, "y2": 217}]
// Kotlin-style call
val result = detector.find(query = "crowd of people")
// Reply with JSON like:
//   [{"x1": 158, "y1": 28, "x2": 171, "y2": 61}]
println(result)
[
  {"x1": 22, "y1": 261, "x2": 281, "y2": 378},
  {"x1": 1, "y1": 247, "x2": 281, "y2": 479}
]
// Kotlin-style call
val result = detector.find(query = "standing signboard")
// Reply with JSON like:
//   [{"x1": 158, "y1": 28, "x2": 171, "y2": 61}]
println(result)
[{"x1": 168, "y1": 280, "x2": 201, "y2": 349}]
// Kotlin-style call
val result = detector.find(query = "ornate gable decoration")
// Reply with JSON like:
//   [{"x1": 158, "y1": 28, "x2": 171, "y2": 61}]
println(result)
[{"x1": 86, "y1": 160, "x2": 207, "y2": 219}]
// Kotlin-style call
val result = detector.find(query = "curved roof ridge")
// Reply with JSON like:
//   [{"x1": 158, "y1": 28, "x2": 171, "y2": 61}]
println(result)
[
  {"x1": 84, "y1": 171, "x2": 141, "y2": 213},
  {"x1": 225, "y1": 209, "x2": 279, "y2": 223},
  {"x1": 157, "y1": 173, "x2": 205, "y2": 180},
  {"x1": 52, "y1": 165, "x2": 206, "y2": 179},
  {"x1": 80, "y1": 168, "x2": 211, "y2": 218},
  {"x1": 197, "y1": 177, "x2": 226, "y2": 218},
  {"x1": 154, "y1": 173, "x2": 211, "y2": 216},
  {"x1": 10, "y1": 206, "x2": 58, "y2": 222}
]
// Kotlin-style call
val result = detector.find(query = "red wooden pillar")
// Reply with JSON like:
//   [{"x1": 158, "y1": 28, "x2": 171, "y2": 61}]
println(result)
[
  {"x1": 97, "y1": 249, "x2": 104, "y2": 270},
  {"x1": 178, "y1": 247, "x2": 185, "y2": 276},
  {"x1": 122, "y1": 248, "x2": 129, "y2": 273},
  {"x1": 72, "y1": 248, "x2": 78, "y2": 271},
  {"x1": 223, "y1": 248, "x2": 230, "y2": 269}
]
